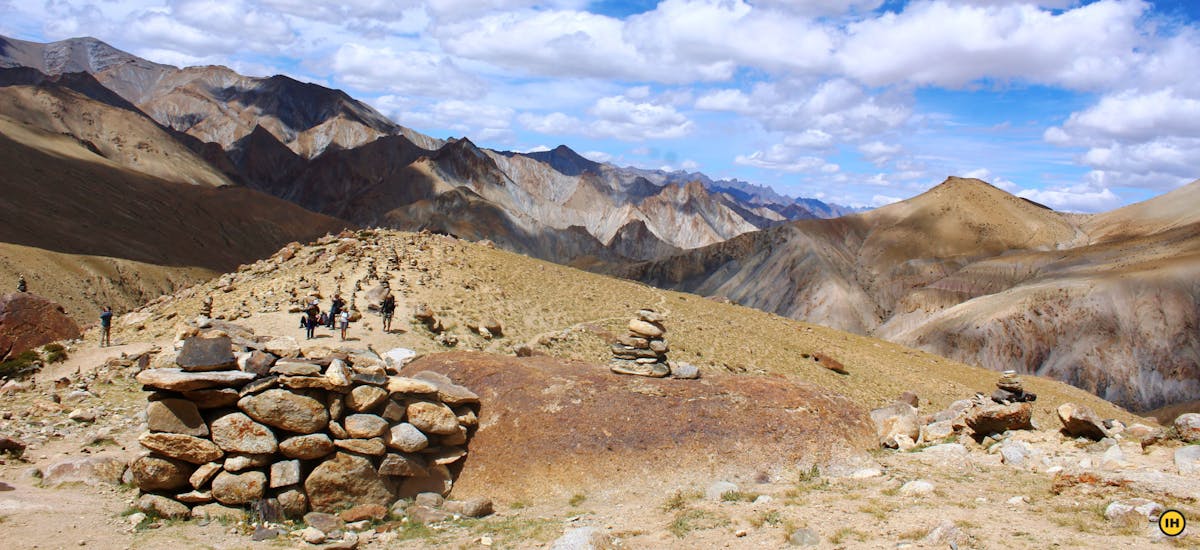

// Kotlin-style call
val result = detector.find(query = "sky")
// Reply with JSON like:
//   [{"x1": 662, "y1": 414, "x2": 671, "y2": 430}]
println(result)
[{"x1": 3, "y1": 1, "x2": 1199, "y2": 210}]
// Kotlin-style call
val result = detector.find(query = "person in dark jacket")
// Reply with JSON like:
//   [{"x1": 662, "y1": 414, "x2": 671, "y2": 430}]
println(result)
[
  {"x1": 328, "y1": 294, "x2": 345, "y2": 329},
  {"x1": 99, "y1": 306, "x2": 113, "y2": 347}
]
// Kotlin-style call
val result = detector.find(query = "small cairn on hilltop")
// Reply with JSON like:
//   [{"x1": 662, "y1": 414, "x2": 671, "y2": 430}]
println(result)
[
  {"x1": 992, "y1": 370, "x2": 1037, "y2": 404},
  {"x1": 609, "y1": 309, "x2": 700, "y2": 379},
  {"x1": 610, "y1": 309, "x2": 670, "y2": 377},
  {"x1": 129, "y1": 328, "x2": 489, "y2": 526}
]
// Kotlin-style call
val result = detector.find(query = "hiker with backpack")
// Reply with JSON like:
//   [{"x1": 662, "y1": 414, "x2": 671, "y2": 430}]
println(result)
[{"x1": 380, "y1": 290, "x2": 396, "y2": 332}]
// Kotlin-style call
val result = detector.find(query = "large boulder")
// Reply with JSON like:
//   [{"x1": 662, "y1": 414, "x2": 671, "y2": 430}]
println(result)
[
  {"x1": 238, "y1": 389, "x2": 329, "y2": 434},
  {"x1": 175, "y1": 336, "x2": 236, "y2": 372},
  {"x1": 964, "y1": 402, "x2": 1033, "y2": 438},
  {"x1": 1057, "y1": 403, "x2": 1108, "y2": 440},
  {"x1": 305, "y1": 452, "x2": 395, "y2": 513},
  {"x1": 211, "y1": 470, "x2": 267, "y2": 505},
  {"x1": 0, "y1": 292, "x2": 80, "y2": 361},
  {"x1": 869, "y1": 403, "x2": 919, "y2": 448}
]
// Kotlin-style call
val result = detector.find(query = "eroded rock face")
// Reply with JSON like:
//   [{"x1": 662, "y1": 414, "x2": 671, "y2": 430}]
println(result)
[
  {"x1": 0, "y1": 292, "x2": 81, "y2": 361},
  {"x1": 305, "y1": 452, "x2": 395, "y2": 513}
]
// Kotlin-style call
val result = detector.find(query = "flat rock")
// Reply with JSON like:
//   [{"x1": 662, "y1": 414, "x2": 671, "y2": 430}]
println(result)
[
  {"x1": 137, "y1": 368, "x2": 256, "y2": 392},
  {"x1": 238, "y1": 389, "x2": 329, "y2": 434},
  {"x1": 428, "y1": 447, "x2": 467, "y2": 466},
  {"x1": 387, "y1": 376, "x2": 438, "y2": 395},
  {"x1": 412, "y1": 371, "x2": 480, "y2": 405},
  {"x1": 211, "y1": 470, "x2": 267, "y2": 505},
  {"x1": 339, "y1": 503, "x2": 388, "y2": 522},
  {"x1": 209, "y1": 412, "x2": 278, "y2": 454},
  {"x1": 627, "y1": 318, "x2": 664, "y2": 338},
  {"x1": 920, "y1": 420, "x2": 955, "y2": 442},
  {"x1": 344, "y1": 414, "x2": 389, "y2": 439},
  {"x1": 333, "y1": 437, "x2": 386, "y2": 456},
  {"x1": 406, "y1": 504, "x2": 451, "y2": 524},
  {"x1": 377, "y1": 452, "x2": 428, "y2": 477},
  {"x1": 139, "y1": 432, "x2": 224, "y2": 464},
  {"x1": 176, "y1": 336, "x2": 236, "y2": 371},
  {"x1": 303, "y1": 511, "x2": 345, "y2": 535},
  {"x1": 306, "y1": 452, "x2": 396, "y2": 513},
  {"x1": 271, "y1": 361, "x2": 322, "y2": 376},
  {"x1": 147, "y1": 398, "x2": 209, "y2": 436},
  {"x1": 667, "y1": 361, "x2": 700, "y2": 379},
  {"x1": 191, "y1": 503, "x2": 246, "y2": 521},
  {"x1": 999, "y1": 441, "x2": 1030, "y2": 468},
  {"x1": 279, "y1": 433, "x2": 336, "y2": 460},
  {"x1": 346, "y1": 385, "x2": 389, "y2": 412},
  {"x1": 406, "y1": 401, "x2": 459, "y2": 435},
  {"x1": 40, "y1": 454, "x2": 126, "y2": 487},
  {"x1": 383, "y1": 348, "x2": 418, "y2": 371},
  {"x1": 137, "y1": 494, "x2": 190, "y2": 519},
  {"x1": 175, "y1": 490, "x2": 214, "y2": 504},
  {"x1": 131, "y1": 455, "x2": 193, "y2": 491}
]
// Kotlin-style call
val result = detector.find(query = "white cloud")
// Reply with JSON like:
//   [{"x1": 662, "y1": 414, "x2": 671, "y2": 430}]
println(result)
[
  {"x1": 1047, "y1": 88, "x2": 1200, "y2": 145},
  {"x1": 397, "y1": 99, "x2": 514, "y2": 140},
  {"x1": 1017, "y1": 182, "x2": 1123, "y2": 212},
  {"x1": 331, "y1": 43, "x2": 485, "y2": 98},
  {"x1": 962, "y1": 168, "x2": 1018, "y2": 192},
  {"x1": 734, "y1": 144, "x2": 839, "y2": 173},
  {"x1": 581, "y1": 150, "x2": 613, "y2": 163},
  {"x1": 517, "y1": 112, "x2": 581, "y2": 135},
  {"x1": 839, "y1": 0, "x2": 1149, "y2": 90},
  {"x1": 871, "y1": 194, "x2": 903, "y2": 206},
  {"x1": 588, "y1": 94, "x2": 695, "y2": 140},
  {"x1": 858, "y1": 141, "x2": 902, "y2": 166}
]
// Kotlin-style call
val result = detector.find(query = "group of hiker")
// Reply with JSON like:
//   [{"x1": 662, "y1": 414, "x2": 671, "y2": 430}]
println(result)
[
  {"x1": 301, "y1": 294, "x2": 350, "y2": 340},
  {"x1": 298, "y1": 288, "x2": 396, "y2": 341}
]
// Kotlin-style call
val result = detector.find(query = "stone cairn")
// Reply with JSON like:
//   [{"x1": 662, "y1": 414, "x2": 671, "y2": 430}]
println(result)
[
  {"x1": 130, "y1": 331, "x2": 483, "y2": 521},
  {"x1": 610, "y1": 309, "x2": 672, "y2": 378},
  {"x1": 992, "y1": 370, "x2": 1037, "y2": 404}
]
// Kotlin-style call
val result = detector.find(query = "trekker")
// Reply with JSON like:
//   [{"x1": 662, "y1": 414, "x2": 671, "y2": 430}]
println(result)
[
  {"x1": 304, "y1": 300, "x2": 319, "y2": 339},
  {"x1": 380, "y1": 291, "x2": 396, "y2": 332},
  {"x1": 339, "y1": 310, "x2": 350, "y2": 340},
  {"x1": 329, "y1": 294, "x2": 345, "y2": 329},
  {"x1": 99, "y1": 306, "x2": 113, "y2": 347}
]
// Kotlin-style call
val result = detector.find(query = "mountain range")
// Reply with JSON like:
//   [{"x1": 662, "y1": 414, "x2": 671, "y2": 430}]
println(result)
[{"x1": 1, "y1": 35, "x2": 1197, "y2": 413}]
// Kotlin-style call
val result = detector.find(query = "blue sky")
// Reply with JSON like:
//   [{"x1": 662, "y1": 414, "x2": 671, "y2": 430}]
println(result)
[{"x1": 3, "y1": 0, "x2": 1199, "y2": 210}]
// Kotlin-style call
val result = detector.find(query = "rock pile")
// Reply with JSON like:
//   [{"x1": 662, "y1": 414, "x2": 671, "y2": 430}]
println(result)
[
  {"x1": 610, "y1": 309, "x2": 671, "y2": 377},
  {"x1": 992, "y1": 370, "x2": 1036, "y2": 404},
  {"x1": 131, "y1": 332, "x2": 481, "y2": 519}
]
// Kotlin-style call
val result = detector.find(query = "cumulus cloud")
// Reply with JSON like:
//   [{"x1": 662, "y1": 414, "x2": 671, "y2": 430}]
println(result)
[
  {"x1": 838, "y1": 0, "x2": 1149, "y2": 90},
  {"x1": 581, "y1": 150, "x2": 613, "y2": 163},
  {"x1": 519, "y1": 93, "x2": 695, "y2": 141},
  {"x1": 734, "y1": 144, "x2": 839, "y2": 173},
  {"x1": 1017, "y1": 182, "x2": 1123, "y2": 212},
  {"x1": 395, "y1": 99, "x2": 514, "y2": 141},
  {"x1": 331, "y1": 43, "x2": 485, "y2": 98},
  {"x1": 858, "y1": 141, "x2": 903, "y2": 166}
]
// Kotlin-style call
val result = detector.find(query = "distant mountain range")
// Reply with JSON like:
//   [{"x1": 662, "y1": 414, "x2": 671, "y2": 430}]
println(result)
[
  {"x1": 0, "y1": 34, "x2": 856, "y2": 264},
  {"x1": 2, "y1": 35, "x2": 1198, "y2": 413}
]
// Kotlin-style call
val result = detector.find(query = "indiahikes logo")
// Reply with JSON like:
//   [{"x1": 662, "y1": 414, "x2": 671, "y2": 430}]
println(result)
[{"x1": 1160, "y1": 510, "x2": 1186, "y2": 537}]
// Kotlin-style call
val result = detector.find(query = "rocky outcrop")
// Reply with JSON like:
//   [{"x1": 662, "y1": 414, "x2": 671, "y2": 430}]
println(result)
[
  {"x1": 132, "y1": 332, "x2": 479, "y2": 517},
  {"x1": 0, "y1": 292, "x2": 80, "y2": 361}
]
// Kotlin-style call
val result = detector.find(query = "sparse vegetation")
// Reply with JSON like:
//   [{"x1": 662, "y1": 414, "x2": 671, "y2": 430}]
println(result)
[
  {"x1": 0, "y1": 350, "x2": 40, "y2": 378},
  {"x1": 568, "y1": 493, "x2": 586, "y2": 507},
  {"x1": 471, "y1": 516, "x2": 558, "y2": 544},
  {"x1": 829, "y1": 527, "x2": 867, "y2": 544},
  {"x1": 662, "y1": 489, "x2": 702, "y2": 512},
  {"x1": 749, "y1": 510, "x2": 783, "y2": 528},
  {"x1": 719, "y1": 490, "x2": 758, "y2": 503},
  {"x1": 42, "y1": 343, "x2": 67, "y2": 363},
  {"x1": 667, "y1": 508, "x2": 729, "y2": 538}
]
